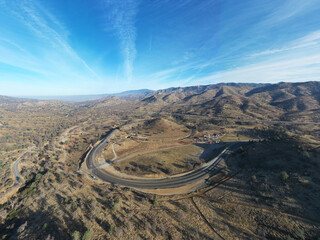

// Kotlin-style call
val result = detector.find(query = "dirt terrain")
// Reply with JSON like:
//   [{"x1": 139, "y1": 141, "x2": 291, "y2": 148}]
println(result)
[{"x1": 1, "y1": 81, "x2": 320, "y2": 239}]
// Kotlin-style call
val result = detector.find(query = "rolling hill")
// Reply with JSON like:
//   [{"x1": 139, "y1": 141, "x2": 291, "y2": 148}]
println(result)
[
  {"x1": 105, "y1": 81, "x2": 320, "y2": 123},
  {"x1": 1, "y1": 81, "x2": 319, "y2": 122}
]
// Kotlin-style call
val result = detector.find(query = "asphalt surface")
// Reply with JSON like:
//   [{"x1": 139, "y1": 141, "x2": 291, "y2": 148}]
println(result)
[
  {"x1": 0, "y1": 146, "x2": 35, "y2": 199},
  {"x1": 86, "y1": 129, "x2": 242, "y2": 189},
  {"x1": 13, "y1": 146, "x2": 35, "y2": 185}
]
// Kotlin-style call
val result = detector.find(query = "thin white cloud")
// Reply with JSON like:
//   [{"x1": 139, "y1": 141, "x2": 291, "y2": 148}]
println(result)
[
  {"x1": 196, "y1": 54, "x2": 320, "y2": 84},
  {"x1": 292, "y1": 30, "x2": 320, "y2": 45},
  {"x1": 103, "y1": 0, "x2": 139, "y2": 82},
  {"x1": 142, "y1": 60, "x2": 212, "y2": 88},
  {"x1": 20, "y1": 1, "x2": 98, "y2": 78},
  {"x1": 251, "y1": 30, "x2": 320, "y2": 57},
  {"x1": 142, "y1": 28, "x2": 320, "y2": 89},
  {"x1": 0, "y1": 0, "x2": 98, "y2": 79},
  {"x1": 260, "y1": 0, "x2": 320, "y2": 27}
]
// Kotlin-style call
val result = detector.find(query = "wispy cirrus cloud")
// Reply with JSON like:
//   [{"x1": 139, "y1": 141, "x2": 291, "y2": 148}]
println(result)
[
  {"x1": 145, "y1": 29, "x2": 320, "y2": 88},
  {"x1": 0, "y1": 0, "x2": 99, "y2": 84},
  {"x1": 196, "y1": 33, "x2": 320, "y2": 84},
  {"x1": 17, "y1": 1, "x2": 98, "y2": 77},
  {"x1": 258, "y1": 0, "x2": 320, "y2": 28},
  {"x1": 196, "y1": 54, "x2": 320, "y2": 84},
  {"x1": 251, "y1": 30, "x2": 320, "y2": 57},
  {"x1": 102, "y1": 0, "x2": 139, "y2": 82}
]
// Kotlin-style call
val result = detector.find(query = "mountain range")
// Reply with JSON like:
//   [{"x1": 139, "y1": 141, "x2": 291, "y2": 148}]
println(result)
[{"x1": 1, "y1": 81, "x2": 319, "y2": 122}]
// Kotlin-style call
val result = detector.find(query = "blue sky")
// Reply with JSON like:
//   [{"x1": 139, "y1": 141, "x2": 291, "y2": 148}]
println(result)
[{"x1": 0, "y1": 0, "x2": 320, "y2": 96}]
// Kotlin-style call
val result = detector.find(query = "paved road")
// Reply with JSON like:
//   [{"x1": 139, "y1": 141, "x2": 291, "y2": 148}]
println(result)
[
  {"x1": 13, "y1": 146, "x2": 35, "y2": 185},
  {"x1": 0, "y1": 146, "x2": 35, "y2": 199},
  {"x1": 86, "y1": 129, "x2": 242, "y2": 189}
]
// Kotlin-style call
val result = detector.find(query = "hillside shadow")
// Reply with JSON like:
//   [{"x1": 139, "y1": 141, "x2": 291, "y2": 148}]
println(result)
[
  {"x1": 0, "y1": 207, "x2": 86, "y2": 240},
  {"x1": 194, "y1": 142, "x2": 230, "y2": 162}
]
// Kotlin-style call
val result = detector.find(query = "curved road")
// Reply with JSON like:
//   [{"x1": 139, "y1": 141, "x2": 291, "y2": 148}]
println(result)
[
  {"x1": 0, "y1": 146, "x2": 35, "y2": 199},
  {"x1": 13, "y1": 146, "x2": 35, "y2": 184},
  {"x1": 86, "y1": 129, "x2": 241, "y2": 189}
]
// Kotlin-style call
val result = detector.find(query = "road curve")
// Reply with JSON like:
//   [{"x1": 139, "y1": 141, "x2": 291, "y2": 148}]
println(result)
[
  {"x1": 13, "y1": 146, "x2": 35, "y2": 185},
  {"x1": 0, "y1": 146, "x2": 35, "y2": 199},
  {"x1": 86, "y1": 129, "x2": 241, "y2": 189}
]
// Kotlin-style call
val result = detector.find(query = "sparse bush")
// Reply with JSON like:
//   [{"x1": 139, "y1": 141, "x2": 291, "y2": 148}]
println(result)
[
  {"x1": 112, "y1": 202, "x2": 118, "y2": 212},
  {"x1": 71, "y1": 202, "x2": 78, "y2": 211},
  {"x1": 7, "y1": 208, "x2": 22, "y2": 220},
  {"x1": 42, "y1": 223, "x2": 48, "y2": 231},
  {"x1": 152, "y1": 195, "x2": 158, "y2": 205},
  {"x1": 280, "y1": 171, "x2": 289, "y2": 182},
  {"x1": 111, "y1": 196, "x2": 119, "y2": 212},
  {"x1": 35, "y1": 173, "x2": 43, "y2": 181},
  {"x1": 82, "y1": 227, "x2": 92, "y2": 240},
  {"x1": 1, "y1": 234, "x2": 8, "y2": 239},
  {"x1": 72, "y1": 231, "x2": 82, "y2": 240},
  {"x1": 108, "y1": 224, "x2": 115, "y2": 233},
  {"x1": 301, "y1": 150, "x2": 310, "y2": 160},
  {"x1": 7, "y1": 179, "x2": 13, "y2": 187},
  {"x1": 239, "y1": 146, "x2": 244, "y2": 153},
  {"x1": 182, "y1": 203, "x2": 190, "y2": 212},
  {"x1": 64, "y1": 197, "x2": 70, "y2": 204},
  {"x1": 293, "y1": 229, "x2": 305, "y2": 240}
]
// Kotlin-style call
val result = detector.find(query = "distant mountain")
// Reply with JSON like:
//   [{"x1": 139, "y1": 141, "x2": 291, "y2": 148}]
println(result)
[
  {"x1": 21, "y1": 89, "x2": 154, "y2": 102},
  {"x1": 134, "y1": 81, "x2": 320, "y2": 123},
  {"x1": 0, "y1": 95, "x2": 36, "y2": 103},
  {"x1": 0, "y1": 95, "x2": 73, "y2": 113},
  {"x1": 156, "y1": 82, "x2": 269, "y2": 94},
  {"x1": 2, "y1": 82, "x2": 320, "y2": 123}
]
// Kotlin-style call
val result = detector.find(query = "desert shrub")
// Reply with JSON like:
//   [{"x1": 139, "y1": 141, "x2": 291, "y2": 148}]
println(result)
[
  {"x1": 72, "y1": 231, "x2": 82, "y2": 240},
  {"x1": 153, "y1": 195, "x2": 158, "y2": 205},
  {"x1": 7, "y1": 179, "x2": 13, "y2": 186},
  {"x1": 7, "y1": 208, "x2": 22, "y2": 220},
  {"x1": 293, "y1": 229, "x2": 305, "y2": 240},
  {"x1": 301, "y1": 150, "x2": 310, "y2": 160},
  {"x1": 82, "y1": 227, "x2": 92, "y2": 240},
  {"x1": 71, "y1": 202, "x2": 78, "y2": 211},
  {"x1": 64, "y1": 197, "x2": 70, "y2": 204},
  {"x1": 42, "y1": 223, "x2": 48, "y2": 231},
  {"x1": 20, "y1": 183, "x2": 37, "y2": 198},
  {"x1": 112, "y1": 202, "x2": 118, "y2": 212},
  {"x1": 280, "y1": 171, "x2": 289, "y2": 182},
  {"x1": 0, "y1": 233, "x2": 8, "y2": 240},
  {"x1": 35, "y1": 173, "x2": 43, "y2": 181},
  {"x1": 108, "y1": 224, "x2": 115, "y2": 233},
  {"x1": 112, "y1": 197, "x2": 119, "y2": 211},
  {"x1": 238, "y1": 146, "x2": 244, "y2": 153}
]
